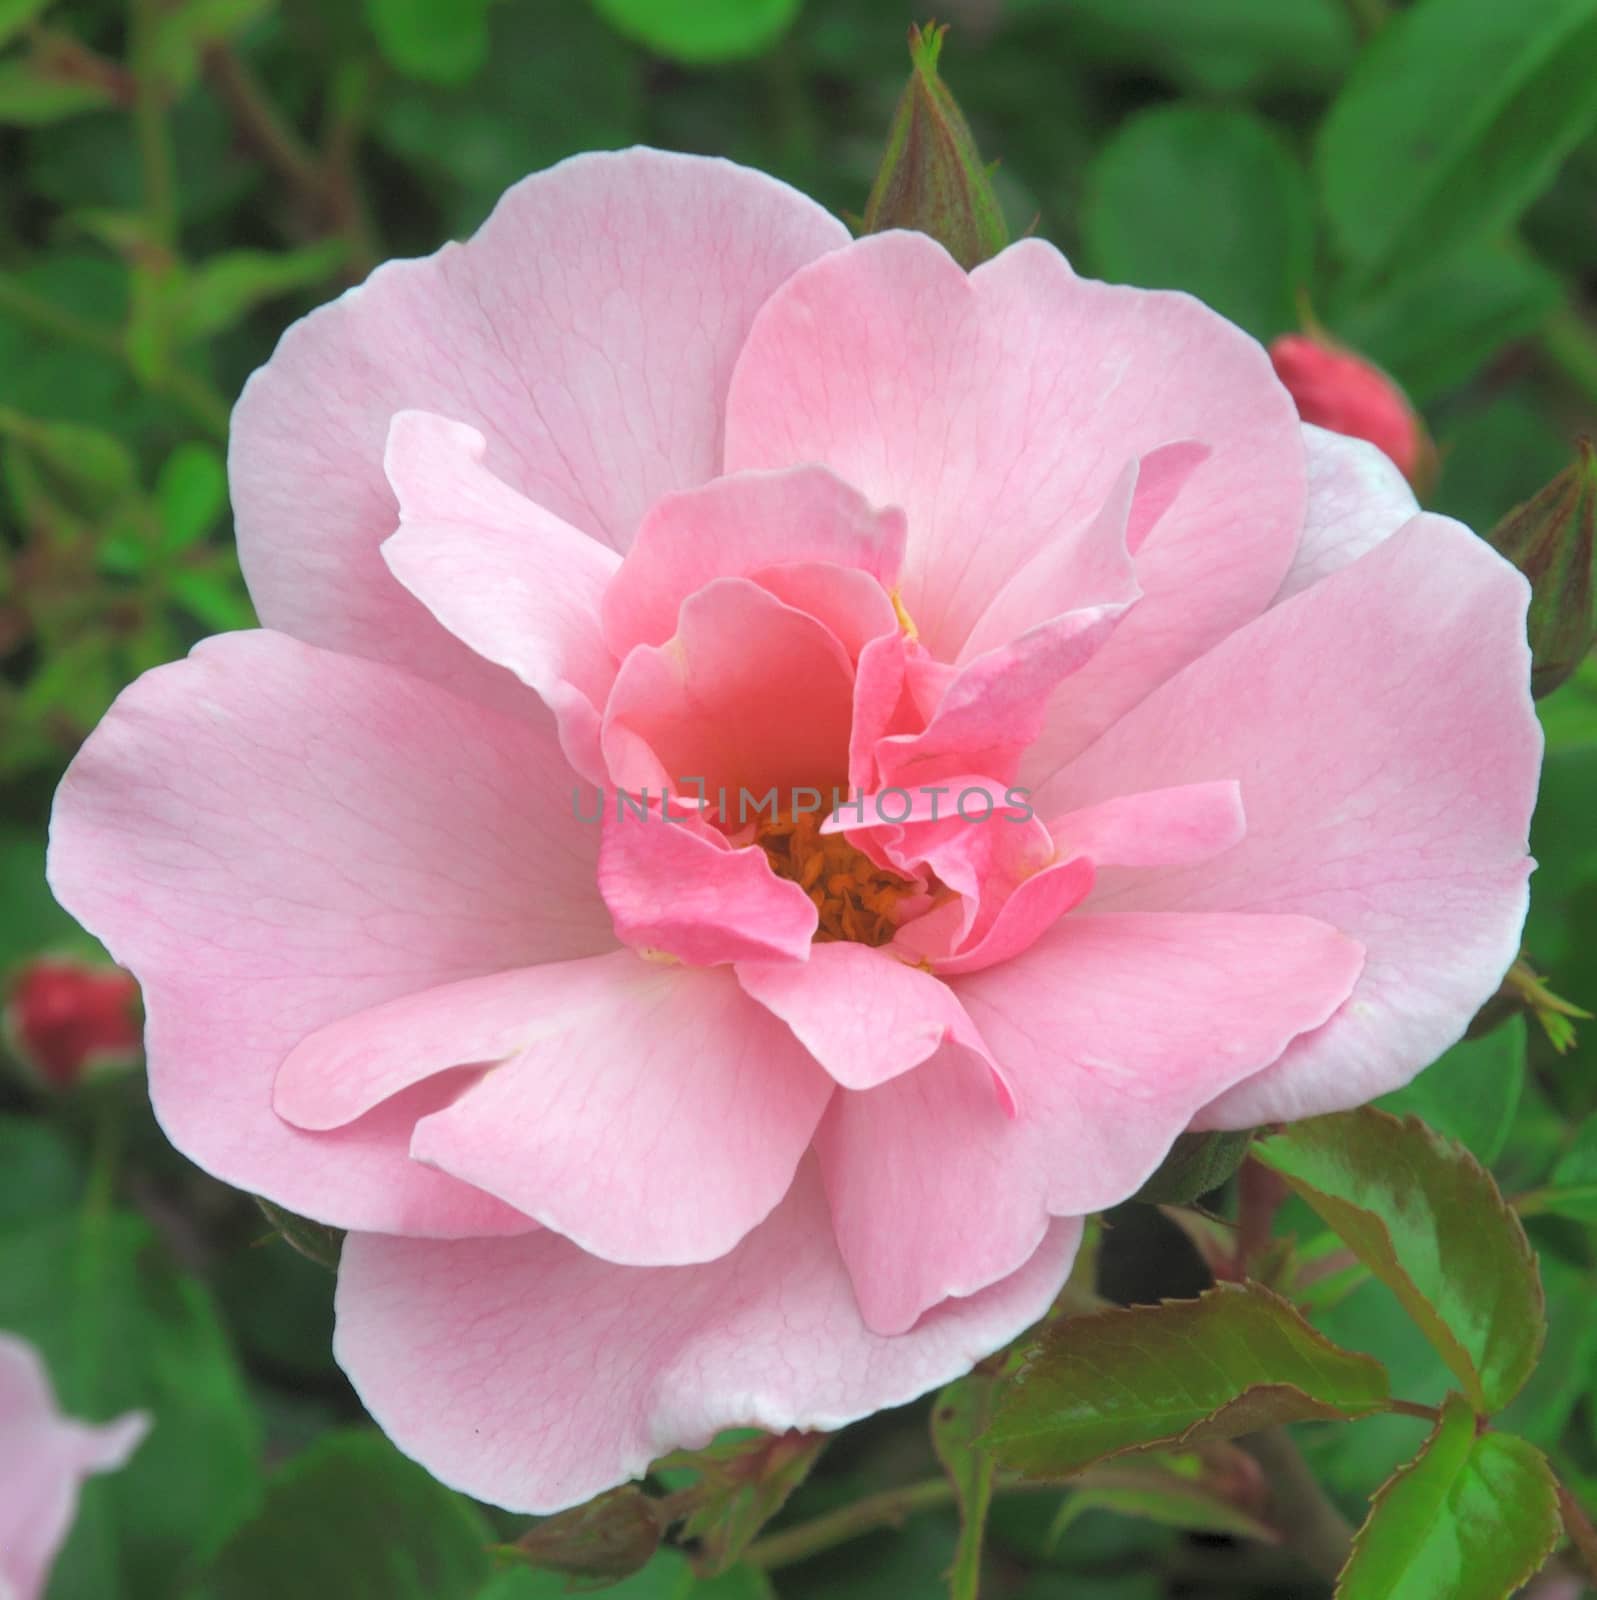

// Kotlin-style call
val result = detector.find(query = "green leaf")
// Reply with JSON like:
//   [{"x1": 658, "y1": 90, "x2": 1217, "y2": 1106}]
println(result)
[
  {"x1": 365, "y1": 0, "x2": 495, "y2": 85},
  {"x1": 187, "y1": 1431, "x2": 491, "y2": 1600},
  {"x1": 174, "y1": 243, "x2": 347, "y2": 344},
  {"x1": 155, "y1": 441, "x2": 227, "y2": 554},
  {"x1": 1373, "y1": 1017, "x2": 1527, "y2": 1164},
  {"x1": 932, "y1": 1375, "x2": 999, "y2": 1600},
  {"x1": 1522, "y1": 1110, "x2": 1597, "y2": 1220},
  {"x1": 1049, "y1": 1451, "x2": 1280, "y2": 1547},
  {"x1": 1015, "y1": 0, "x2": 1356, "y2": 97},
  {"x1": 1253, "y1": 1109, "x2": 1545, "y2": 1414},
  {"x1": 1318, "y1": 0, "x2": 1597, "y2": 285},
  {"x1": 1332, "y1": 244, "x2": 1562, "y2": 404},
  {"x1": 0, "y1": 0, "x2": 54, "y2": 48},
  {"x1": 1335, "y1": 1393, "x2": 1561, "y2": 1600},
  {"x1": 0, "y1": 407, "x2": 139, "y2": 517},
  {"x1": 589, "y1": 0, "x2": 799, "y2": 64},
  {"x1": 0, "y1": 1210, "x2": 261, "y2": 1599},
  {"x1": 0, "y1": 56, "x2": 116, "y2": 124},
  {"x1": 986, "y1": 1283, "x2": 1390, "y2": 1478},
  {"x1": 0, "y1": 1116, "x2": 83, "y2": 1224},
  {"x1": 1084, "y1": 104, "x2": 1312, "y2": 339},
  {"x1": 1130, "y1": 1129, "x2": 1254, "y2": 1205}
]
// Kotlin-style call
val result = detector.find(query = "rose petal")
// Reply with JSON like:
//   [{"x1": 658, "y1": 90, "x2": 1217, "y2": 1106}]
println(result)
[{"x1": 334, "y1": 1160, "x2": 1080, "y2": 1512}]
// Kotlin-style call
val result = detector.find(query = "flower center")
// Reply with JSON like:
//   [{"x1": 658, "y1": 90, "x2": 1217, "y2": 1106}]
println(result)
[{"x1": 755, "y1": 811, "x2": 916, "y2": 946}]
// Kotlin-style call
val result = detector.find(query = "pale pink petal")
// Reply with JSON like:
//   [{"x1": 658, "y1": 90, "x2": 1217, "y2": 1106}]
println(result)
[
  {"x1": 815, "y1": 1048, "x2": 1048, "y2": 1334},
  {"x1": 958, "y1": 457, "x2": 1140, "y2": 661},
  {"x1": 1048, "y1": 781, "x2": 1246, "y2": 869},
  {"x1": 954, "y1": 911, "x2": 1365, "y2": 1216},
  {"x1": 334, "y1": 1161, "x2": 1080, "y2": 1512},
  {"x1": 598, "y1": 806, "x2": 816, "y2": 964},
  {"x1": 380, "y1": 411, "x2": 620, "y2": 781},
  {"x1": 726, "y1": 232, "x2": 1304, "y2": 767},
  {"x1": 1035, "y1": 516, "x2": 1538, "y2": 1123},
  {"x1": 48, "y1": 632, "x2": 612, "y2": 1236},
  {"x1": 278, "y1": 954, "x2": 829, "y2": 1265},
  {"x1": 735, "y1": 941, "x2": 1009, "y2": 1096},
  {"x1": 231, "y1": 150, "x2": 848, "y2": 711},
  {"x1": 0, "y1": 1334, "x2": 148, "y2": 1600},
  {"x1": 1125, "y1": 441, "x2": 1213, "y2": 554},
  {"x1": 876, "y1": 600, "x2": 1136, "y2": 790},
  {"x1": 601, "y1": 578, "x2": 855, "y2": 800},
  {"x1": 927, "y1": 857, "x2": 1096, "y2": 977},
  {"x1": 601, "y1": 466, "x2": 905, "y2": 656},
  {"x1": 753, "y1": 563, "x2": 899, "y2": 660},
  {"x1": 1272, "y1": 423, "x2": 1419, "y2": 604}
]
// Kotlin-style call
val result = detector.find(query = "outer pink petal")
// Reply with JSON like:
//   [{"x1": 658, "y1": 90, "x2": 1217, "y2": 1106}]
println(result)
[
  {"x1": 0, "y1": 1334, "x2": 148, "y2": 1600},
  {"x1": 381, "y1": 411, "x2": 620, "y2": 781},
  {"x1": 1271, "y1": 423, "x2": 1418, "y2": 604},
  {"x1": 599, "y1": 807, "x2": 816, "y2": 964},
  {"x1": 735, "y1": 941, "x2": 1009, "y2": 1096},
  {"x1": 334, "y1": 1160, "x2": 1080, "y2": 1512},
  {"x1": 231, "y1": 149, "x2": 848, "y2": 710},
  {"x1": 815, "y1": 1048, "x2": 1046, "y2": 1334},
  {"x1": 601, "y1": 578, "x2": 855, "y2": 800},
  {"x1": 725, "y1": 232, "x2": 1304, "y2": 764},
  {"x1": 48, "y1": 631, "x2": 612, "y2": 1236},
  {"x1": 278, "y1": 954, "x2": 831, "y2": 1265},
  {"x1": 601, "y1": 466, "x2": 906, "y2": 656},
  {"x1": 954, "y1": 911, "x2": 1365, "y2": 1216},
  {"x1": 1038, "y1": 516, "x2": 1539, "y2": 1124}
]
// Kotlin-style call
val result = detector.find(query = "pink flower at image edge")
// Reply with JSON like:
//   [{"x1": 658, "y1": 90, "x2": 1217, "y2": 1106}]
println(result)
[
  {"x1": 0, "y1": 1333, "x2": 148, "y2": 1600},
  {"x1": 46, "y1": 149, "x2": 1541, "y2": 1512}
]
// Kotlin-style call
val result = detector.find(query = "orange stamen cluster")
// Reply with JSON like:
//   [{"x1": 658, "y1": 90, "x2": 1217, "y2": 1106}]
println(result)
[{"x1": 756, "y1": 811, "x2": 914, "y2": 946}]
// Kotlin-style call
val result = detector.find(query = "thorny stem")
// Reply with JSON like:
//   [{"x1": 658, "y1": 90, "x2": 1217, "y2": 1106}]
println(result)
[
  {"x1": 130, "y1": 0, "x2": 178, "y2": 249},
  {"x1": 1240, "y1": 1428, "x2": 1354, "y2": 1583},
  {"x1": 1558, "y1": 1482, "x2": 1597, "y2": 1586},
  {"x1": 203, "y1": 43, "x2": 379, "y2": 282},
  {"x1": 742, "y1": 1478, "x2": 971, "y2": 1570}
]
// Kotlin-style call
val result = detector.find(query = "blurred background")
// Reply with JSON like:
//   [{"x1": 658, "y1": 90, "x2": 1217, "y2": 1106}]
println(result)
[{"x1": 2, "y1": 1, "x2": 1597, "y2": 1596}]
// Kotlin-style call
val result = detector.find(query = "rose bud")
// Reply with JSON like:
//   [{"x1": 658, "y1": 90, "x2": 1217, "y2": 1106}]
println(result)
[
  {"x1": 4, "y1": 956, "x2": 142, "y2": 1090},
  {"x1": 1269, "y1": 332, "x2": 1434, "y2": 492},
  {"x1": 1484, "y1": 440, "x2": 1597, "y2": 699}
]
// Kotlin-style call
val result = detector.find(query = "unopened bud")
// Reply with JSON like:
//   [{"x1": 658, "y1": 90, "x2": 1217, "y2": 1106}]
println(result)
[
  {"x1": 1485, "y1": 441, "x2": 1597, "y2": 699},
  {"x1": 4, "y1": 956, "x2": 142, "y2": 1089},
  {"x1": 863, "y1": 22, "x2": 1007, "y2": 271},
  {"x1": 1269, "y1": 333, "x2": 1434, "y2": 492}
]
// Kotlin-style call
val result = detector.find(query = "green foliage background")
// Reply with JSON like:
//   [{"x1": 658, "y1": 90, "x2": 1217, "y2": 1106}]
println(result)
[{"x1": 2, "y1": 0, "x2": 1597, "y2": 1596}]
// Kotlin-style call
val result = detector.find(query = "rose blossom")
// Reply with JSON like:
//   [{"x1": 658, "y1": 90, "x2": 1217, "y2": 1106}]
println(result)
[
  {"x1": 48, "y1": 149, "x2": 1539, "y2": 1511},
  {"x1": 0, "y1": 1333, "x2": 148, "y2": 1600}
]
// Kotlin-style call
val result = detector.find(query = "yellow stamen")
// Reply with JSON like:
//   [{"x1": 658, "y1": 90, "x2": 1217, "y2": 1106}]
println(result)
[
  {"x1": 890, "y1": 588, "x2": 919, "y2": 641},
  {"x1": 755, "y1": 810, "x2": 916, "y2": 947}
]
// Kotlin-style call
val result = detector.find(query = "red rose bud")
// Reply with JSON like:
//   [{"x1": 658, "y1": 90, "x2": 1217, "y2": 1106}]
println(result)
[
  {"x1": 1268, "y1": 333, "x2": 1434, "y2": 491},
  {"x1": 5, "y1": 957, "x2": 143, "y2": 1089},
  {"x1": 1486, "y1": 440, "x2": 1597, "y2": 699},
  {"x1": 863, "y1": 21, "x2": 1008, "y2": 270}
]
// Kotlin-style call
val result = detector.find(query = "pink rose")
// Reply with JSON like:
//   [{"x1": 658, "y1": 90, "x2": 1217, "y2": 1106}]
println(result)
[
  {"x1": 48, "y1": 150, "x2": 1540, "y2": 1511},
  {"x1": 0, "y1": 1333, "x2": 148, "y2": 1600}
]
